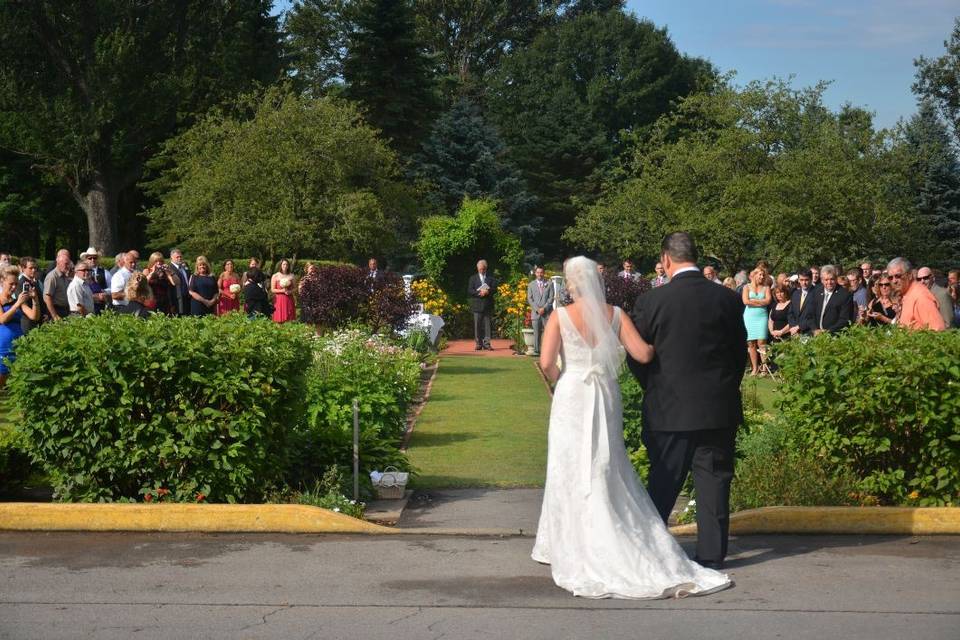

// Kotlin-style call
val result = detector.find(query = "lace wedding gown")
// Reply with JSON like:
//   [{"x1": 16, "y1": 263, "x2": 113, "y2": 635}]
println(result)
[{"x1": 531, "y1": 306, "x2": 732, "y2": 599}]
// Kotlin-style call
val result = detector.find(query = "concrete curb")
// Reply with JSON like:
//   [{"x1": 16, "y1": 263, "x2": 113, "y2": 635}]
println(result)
[
  {"x1": 668, "y1": 506, "x2": 960, "y2": 536},
  {"x1": 1, "y1": 503, "x2": 957, "y2": 536}
]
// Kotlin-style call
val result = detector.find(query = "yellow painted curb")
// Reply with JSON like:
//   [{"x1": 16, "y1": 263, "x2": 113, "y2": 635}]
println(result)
[
  {"x1": 0, "y1": 503, "x2": 400, "y2": 535},
  {"x1": 669, "y1": 506, "x2": 960, "y2": 536}
]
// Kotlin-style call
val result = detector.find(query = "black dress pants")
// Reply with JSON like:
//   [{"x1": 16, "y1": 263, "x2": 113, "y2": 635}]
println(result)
[
  {"x1": 473, "y1": 311, "x2": 491, "y2": 347},
  {"x1": 641, "y1": 428, "x2": 736, "y2": 563}
]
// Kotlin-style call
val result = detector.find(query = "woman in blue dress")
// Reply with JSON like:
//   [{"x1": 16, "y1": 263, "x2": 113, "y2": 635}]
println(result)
[
  {"x1": 741, "y1": 268, "x2": 771, "y2": 377},
  {"x1": 0, "y1": 267, "x2": 41, "y2": 387}
]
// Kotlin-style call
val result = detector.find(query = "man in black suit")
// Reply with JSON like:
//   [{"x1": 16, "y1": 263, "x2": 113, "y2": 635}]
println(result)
[
  {"x1": 467, "y1": 259, "x2": 497, "y2": 350},
  {"x1": 627, "y1": 232, "x2": 747, "y2": 569},
  {"x1": 802, "y1": 264, "x2": 853, "y2": 335},
  {"x1": 787, "y1": 269, "x2": 815, "y2": 336},
  {"x1": 367, "y1": 257, "x2": 386, "y2": 288}
]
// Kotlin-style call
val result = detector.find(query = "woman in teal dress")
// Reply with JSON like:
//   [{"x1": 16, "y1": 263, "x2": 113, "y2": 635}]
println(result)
[{"x1": 742, "y1": 268, "x2": 771, "y2": 376}]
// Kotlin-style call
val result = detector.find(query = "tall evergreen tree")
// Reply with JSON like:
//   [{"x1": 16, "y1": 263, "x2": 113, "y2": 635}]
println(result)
[
  {"x1": 413, "y1": 98, "x2": 540, "y2": 265},
  {"x1": 902, "y1": 101, "x2": 960, "y2": 266},
  {"x1": 342, "y1": 0, "x2": 437, "y2": 154}
]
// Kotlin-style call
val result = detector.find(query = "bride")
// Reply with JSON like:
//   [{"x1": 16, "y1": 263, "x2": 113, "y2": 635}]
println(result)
[{"x1": 532, "y1": 256, "x2": 732, "y2": 599}]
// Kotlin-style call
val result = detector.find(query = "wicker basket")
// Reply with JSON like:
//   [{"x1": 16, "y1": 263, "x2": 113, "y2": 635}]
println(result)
[{"x1": 373, "y1": 466, "x2": 409, "y2": 500}]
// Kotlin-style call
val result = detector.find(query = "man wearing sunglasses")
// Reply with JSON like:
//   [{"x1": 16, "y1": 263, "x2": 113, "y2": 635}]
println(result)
[
  {"x1": 887, "y1": 259, "x2": 946, "y2": 331},
  {"x1": 916, "y1": 267, "x2": 953, "y2": 328}
]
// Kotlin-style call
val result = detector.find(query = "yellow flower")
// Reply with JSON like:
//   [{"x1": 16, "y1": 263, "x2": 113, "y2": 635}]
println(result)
[{"x1": 908, "y1": 490, "x2": 920, "y2": 500}]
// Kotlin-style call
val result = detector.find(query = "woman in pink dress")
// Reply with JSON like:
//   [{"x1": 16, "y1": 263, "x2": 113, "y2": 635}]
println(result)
[
  {"x1": 271, "y1": 259, "x2": 297, "y2": 323},
  {"x1": 217, "y1": 260, "x2": 241, "y2": 315}
]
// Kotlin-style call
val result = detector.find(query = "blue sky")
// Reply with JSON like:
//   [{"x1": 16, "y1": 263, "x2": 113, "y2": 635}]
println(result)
[
  {"x1": 271, "y1": 0, "x2": 957, "y2": 129},
  {"x1": 628, "y1": 0, "x2": 957, "y2": 129}
]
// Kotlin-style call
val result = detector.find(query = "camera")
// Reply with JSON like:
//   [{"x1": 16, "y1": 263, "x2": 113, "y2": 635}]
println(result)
[{"x1": 20, "y1": 280, "x2": 32, "y2": 295}]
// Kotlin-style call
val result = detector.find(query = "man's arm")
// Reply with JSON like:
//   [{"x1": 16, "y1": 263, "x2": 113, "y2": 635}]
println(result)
[{"x1": 43, "y1": 273, "x2": 60, "y2": 319}]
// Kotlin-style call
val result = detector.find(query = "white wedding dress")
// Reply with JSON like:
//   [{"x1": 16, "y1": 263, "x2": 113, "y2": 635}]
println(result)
[{"x1": 532, "y1": 306, "x2": 732, "y2": 599}]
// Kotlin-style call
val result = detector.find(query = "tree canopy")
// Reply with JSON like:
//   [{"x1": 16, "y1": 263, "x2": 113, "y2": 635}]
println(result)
[
  {"x1": 144, "y1": 87, "x2": 411, "y2": 263},
  {"x1": 566, "y1": 80, "x2": 917, "y2": 274}
]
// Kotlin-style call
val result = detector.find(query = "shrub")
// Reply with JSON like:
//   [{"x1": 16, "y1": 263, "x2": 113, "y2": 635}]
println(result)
[
  {"x1": 495, "y1": 277, "x2": 531, "y2": 350},
  {"x1": 299, "y1": 265, "x2": 413, "y2": 331},
  {"x1": 410, "y1": 278, "x2": 470, "y2": 339},
  {"x1": 8, "y1": 314, "x2": 314, "y2": 502},
  {"x1": 0, "y1": 425, "x2": 35, "y2": 493},
  {"x1": 288, "y1": 329, "x2": 420, "y2": 494},
  {"x1": 731, "y1": 413, "x2": 860, "y2": 511},
  {"x1": 603, "y1": 273, "x2": 651, "y2": 312},
  {"x1": 775, "y1": 326, "x2": 960, "y2": 506}
]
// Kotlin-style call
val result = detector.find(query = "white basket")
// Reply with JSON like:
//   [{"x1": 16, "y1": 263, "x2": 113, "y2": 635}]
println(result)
[{"x1": 372, "y1": 466, "x2": 409, "y2": 500}]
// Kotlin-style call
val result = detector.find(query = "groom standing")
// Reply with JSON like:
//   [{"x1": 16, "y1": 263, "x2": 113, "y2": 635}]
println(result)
[{"x1": 627, "y1": 232, "x2": 747, "y2": 569}]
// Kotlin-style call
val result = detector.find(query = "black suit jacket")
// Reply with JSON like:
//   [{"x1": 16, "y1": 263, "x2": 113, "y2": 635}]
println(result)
[
  {"x1": 803, "y1": 286, "x2": 854, "y2": 333},
  {"x1": 627, "y1": 271, "x2": 747, "y2": 432},
  {"x1": 787, "y1": 287, "x2": 814, "y2": 332},
  {"x1": 467, "y1": 273, "x2": 496, "y2": 314}
]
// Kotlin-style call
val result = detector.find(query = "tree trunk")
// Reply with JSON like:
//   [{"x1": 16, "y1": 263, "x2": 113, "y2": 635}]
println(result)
[{"x1": 83, "y1": 174, "x2": 119, "y2": 255}]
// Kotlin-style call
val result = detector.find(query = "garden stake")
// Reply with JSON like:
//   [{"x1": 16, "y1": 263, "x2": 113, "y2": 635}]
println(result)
[{"x1": 353, "y1": 399, "x2": 360, "y2": 502}]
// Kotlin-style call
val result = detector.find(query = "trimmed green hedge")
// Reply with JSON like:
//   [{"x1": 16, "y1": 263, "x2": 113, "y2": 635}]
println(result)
[
  {"x1": 775, "y1": 326, "x2": 960, "y2": 506},
  {"x1": 8, "y1": 314, "x2": 314, "y2": 502}
]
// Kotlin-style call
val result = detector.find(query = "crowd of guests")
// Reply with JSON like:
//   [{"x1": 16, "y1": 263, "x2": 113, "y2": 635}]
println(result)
[
  {"x1": 680, "y1": 258, "x2": 956, "y2": 377},
  {"x1": 0, "y1": 248, "x2": 387, "y2": 385}
]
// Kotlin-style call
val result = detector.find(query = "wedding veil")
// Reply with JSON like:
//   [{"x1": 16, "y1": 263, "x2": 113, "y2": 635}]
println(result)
[{"x1": 562, "y1": 256, "x2": 622, "y2": 376}]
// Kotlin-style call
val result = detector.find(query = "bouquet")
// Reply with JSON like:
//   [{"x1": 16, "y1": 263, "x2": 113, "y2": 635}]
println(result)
[
  {"x1": 279, "y1": 277, "x2": 292, "y2": 289},
  {"x1": 229, "y1": 283, "x2": 241, "y2": 294}
]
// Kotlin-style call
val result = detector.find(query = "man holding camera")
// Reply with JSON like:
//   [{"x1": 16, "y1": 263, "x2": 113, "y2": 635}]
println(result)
[{"x1": 17, "y1": 258, "x2": 41, "y2": 333}]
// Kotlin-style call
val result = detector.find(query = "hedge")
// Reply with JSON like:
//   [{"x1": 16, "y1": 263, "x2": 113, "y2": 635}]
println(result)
[
  {"x1": 8, "y1": 313, "x2": 314, "y2": 502},
  {"x1": 775, "y1": 326, "x2": 960, "y2": 506}
]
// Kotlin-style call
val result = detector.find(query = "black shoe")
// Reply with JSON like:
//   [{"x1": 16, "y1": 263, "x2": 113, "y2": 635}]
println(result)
[
  {"x1": 694, "y1": 557, "x2": 724, "y2": 570},
  {"x1": 483, "y1": 345, "x2": 493, "y2": 351},
  {"x1": 475, "y1": 345, "x2": 483, "y2": 351}
]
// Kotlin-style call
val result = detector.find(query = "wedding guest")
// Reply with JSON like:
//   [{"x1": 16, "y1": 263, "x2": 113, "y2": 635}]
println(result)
[
  {"x1": 117, "y1": 272, "x2": 153, "y2": 319},
  {"x1": 733, "y1": 270, "x2": 748, "y2": 294},
  {"x1": 651, "y1": 262, "x2": 668, "y2": 287},
  {"x1": 82, "y1": 248, "x2": 110, "y2": 312},
  {"x1": 916, "y1": 267, "x2": 953, "y2": 329},
  {"x1": 143, "y1": 252, "x2": 179, "y2": 315},
  {"x1": 788, "y1": 270, "x2": 814, "y2": 336},
  {"x1": 367, "y1": 258, "x2": 385, "y2": 287},
  {"x1": 703, "y1": 266, "x2": 721, "y2": 283},
  {"x1": 527, "y1": 265, "x2": 554, "y2": 355},
  {"x1": 948, "y1": 269, "x2": 959, "y2": 288},
  {"x1": 810, "y1": 265, "x2": 821, "y2": 289},
  {"x1": 866, "y1": 276, "x2": 897, "y2": 327},
  {"x1": 949, "y1": 283, "x2": 960, "y2": 328},
  {"x1": 807, "y1": 265, "x2": 854, "y2": 335},
  {"x1": 110, "y1": 251, "x2": 138, "y2": 307},
  {"x1": 217, "y1": 259, "x2": 241, "y2": 315},
  {"x1": 722, "y1": 277, "x2": 737, "y2": 291},
  {"x1": 243, "y1": 266, "x2": 271, "y2": 317},
  {"x1": 42, "y1": 251, "x2": 72, "y2": 320},
  {"x1": 17, "y1": 258, "x2": 41, "y2": 334},
  {"x1": 66, "y1": 262, "x2": 95, "y2": 317},
  {"x1": 775, "y1": 272, "x2": 789, "y2": 290},
  {"x1": 618, "y1": 259, "x2": 639, "y2": 282},
  {"x1": 468, "y1": 259, "x2": 497, "y2": 350},
  {"x1": 169, "y1": 248, "x2": 192, "y2": 316},
  {"x1": 861, "y1": 262, "x2": 872, "y2": 282},
  {"x1": 597, "y1": 263, "x2": 606, "y2": 276},
  {"x1": 188, "y1": 256, "x2": 219, "y2": 316},
  {"x1": 242, "y1": 257, "x2": 261, "y2": 285},
  {"x1": 0, "y1": 267, "x2": 39, "y2": 387},
  {"x1": 768, "y1": 285, "x2": 792, "y2": 342},
  {"x1": 271, "y1": 259, "x2": 297, "y2": 323},
  {"x1": 846, "y1": 268, "x2": 869, "y2": 323},
  {"x1": 742, "y1": 268, "x2": 771, "y2": 376},
  {"x1": 299, "y1": 262, "x2": 320, "y2": 295},
  {"x1": 0, "y1": 254, "x2": 9, "y2": 268}
]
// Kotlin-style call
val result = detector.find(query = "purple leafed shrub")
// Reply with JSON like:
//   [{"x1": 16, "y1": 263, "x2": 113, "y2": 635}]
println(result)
[
  {"x1": 602, "y1": 273, "x2": 651, "y2": 312},
  {"x1": 299, "y1": 265, "x2": 414, "y2": 331}
]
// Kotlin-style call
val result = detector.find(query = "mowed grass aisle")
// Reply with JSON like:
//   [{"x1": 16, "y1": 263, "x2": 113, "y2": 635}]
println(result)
[{"x1": 406, "y1": 356, "x2": 551, "y2": 488}]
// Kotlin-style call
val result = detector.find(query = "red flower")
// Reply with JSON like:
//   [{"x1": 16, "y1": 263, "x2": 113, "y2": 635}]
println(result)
[
  {"x1": 157, "y1": 488, "x2": 170, "y2": 496},
  {"x1": 195, "y1": 493, "x2": 206, "y2": 502},
  {"x1": 144, "y1": 493, "x2": 153, "y2": 503}
]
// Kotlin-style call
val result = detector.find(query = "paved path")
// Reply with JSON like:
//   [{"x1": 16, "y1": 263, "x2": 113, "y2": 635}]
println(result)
[
  {"x1": 441, "y1": 338, "x2": 520, "y2": 356},
  {"x1": 1, "y1": 531, "x2": 957, "y2": 639}
]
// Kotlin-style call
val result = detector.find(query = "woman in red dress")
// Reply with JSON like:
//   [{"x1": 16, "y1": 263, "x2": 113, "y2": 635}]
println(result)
[
  {"x1": 217, "y1": 259, "x2": 241, "y2": 315},
  {"x1": 271, "y1": 258, "x2": 297, "y2": 323}
]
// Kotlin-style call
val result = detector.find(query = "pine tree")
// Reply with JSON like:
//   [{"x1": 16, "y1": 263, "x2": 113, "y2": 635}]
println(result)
[
  {"x1": 903, "y1": 101, "x2": 960, "y2": 266},
  {"x1": 413, "y1": 98, "x2": 541, "y2": 265},
  {"x1": 342, "y1": 0, "x2": 437, "y2": 154}
]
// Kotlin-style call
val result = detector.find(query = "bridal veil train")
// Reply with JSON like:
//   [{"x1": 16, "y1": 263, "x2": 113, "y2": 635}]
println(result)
[{"x1": 531, "y1": 256, "x2": 731, "y2": 599}]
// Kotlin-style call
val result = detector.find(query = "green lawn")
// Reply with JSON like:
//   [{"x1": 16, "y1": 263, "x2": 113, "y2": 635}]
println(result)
[
  {"x1": 406, "y1": 356, "x2": 551, "y2": 488},
  {"x1": 742, "y1": 375, "x2": 782, "y2": 414}
]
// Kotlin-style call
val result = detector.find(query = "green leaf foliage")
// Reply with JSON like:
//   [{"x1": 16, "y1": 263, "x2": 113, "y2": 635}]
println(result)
[
  {"x1": 8, "y1": 314, "x2": 314, "y2": 503},
  {"x1": 416, "y1": 197, "x2": 523, "y2": 301},
  {"x1": 775, "y1": 326, "x2": 960, "y2": 506}
]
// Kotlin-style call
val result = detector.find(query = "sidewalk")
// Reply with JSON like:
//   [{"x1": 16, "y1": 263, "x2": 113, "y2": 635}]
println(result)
[{"x1": 441, "y1": 338, "x2": 519, "y2": 356}]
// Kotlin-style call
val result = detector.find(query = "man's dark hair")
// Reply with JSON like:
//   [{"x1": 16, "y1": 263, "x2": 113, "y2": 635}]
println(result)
[
  {"x1": 799, "y1": 269, "x2": 812, "y2": 279},
  {"x1": 661, "y1": 232, "x2": 698, "y2": 264}
]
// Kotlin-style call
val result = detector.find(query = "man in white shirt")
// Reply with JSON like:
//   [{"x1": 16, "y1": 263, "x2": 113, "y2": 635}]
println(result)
[
  {"x1": 702, "y1": 266, "x2": 721, "y2": 284},
  {"x1": 67, "y1": 263, "x2": 95, "y2": 317},
  {"x1": 111, "y1": 251, "x2": 138, "y2": 306}
]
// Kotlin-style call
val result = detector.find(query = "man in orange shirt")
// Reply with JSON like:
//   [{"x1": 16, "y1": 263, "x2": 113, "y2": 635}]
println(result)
[{"x1": 887, "y1": 258, "x2": 946, "y2": 331}]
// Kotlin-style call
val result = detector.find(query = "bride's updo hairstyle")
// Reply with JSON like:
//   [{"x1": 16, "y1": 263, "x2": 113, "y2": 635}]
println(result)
[{"x1": 562, "y1": 256, "x2": 621, "y2": 374}]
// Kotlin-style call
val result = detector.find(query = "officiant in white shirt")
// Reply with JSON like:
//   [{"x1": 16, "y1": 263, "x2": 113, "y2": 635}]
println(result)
[{"x1": 467, "y1": 259, "x2": 497, "y2": 351}]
